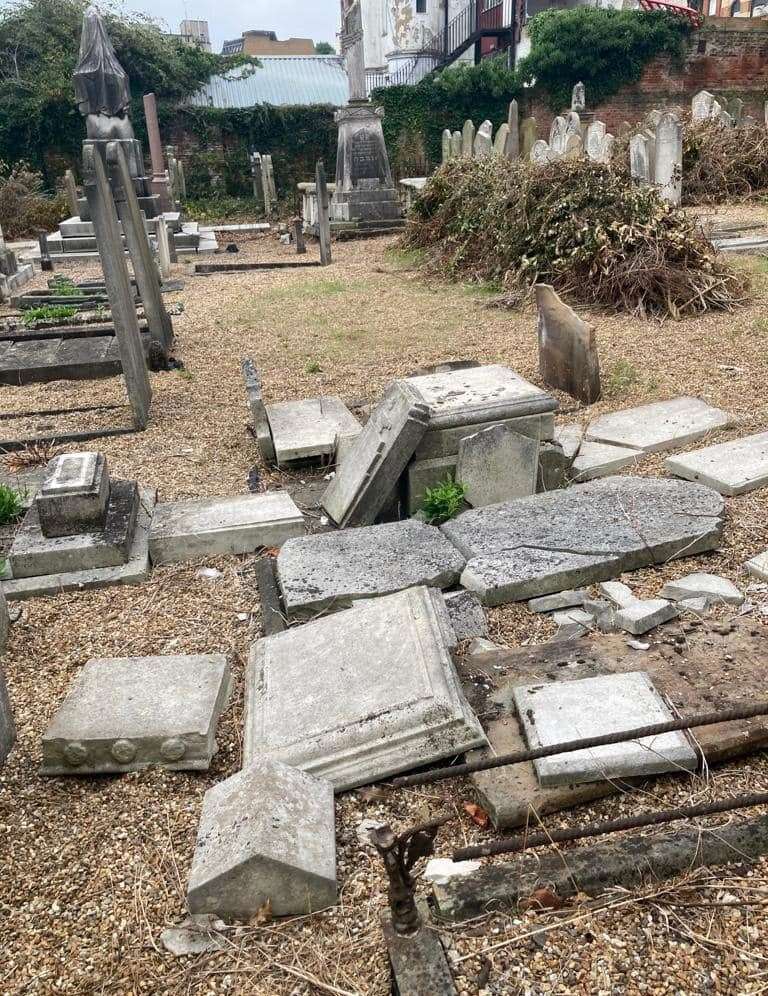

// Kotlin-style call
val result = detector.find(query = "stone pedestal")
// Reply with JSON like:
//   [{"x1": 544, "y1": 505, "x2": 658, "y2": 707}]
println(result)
[{"x1": 331, "y1": 102, "x2": 403, "y2": 234}]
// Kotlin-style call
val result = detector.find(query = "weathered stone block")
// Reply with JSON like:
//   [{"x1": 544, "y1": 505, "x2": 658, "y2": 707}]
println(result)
[
  {"x1": 513, "y1": 671, "x2": 697, "y2": 787},
  {"x1": 665, "y1": 431, "x2": 768, "y2": 496},
  {"x1": 614, "y1": 599, "x2": 679, "y2": 635},
  {"x1": 266, "y1": 397, "x2": 361, "y2": 466},
  {"x1": 277, "y1": 519, "x2": 465, "y2": 618},
  {"x1": 457, "y1": 425, "x2": 539, "y2": 508},
  {"x1": 41, "y1": 654, "x2": 231, "y2": 775},
  {"x1": 407, "y1": 455, "x2": 457, "y2": 516},
  {"x1": 149, "y1": 492, "x2": 304, "y2": 566},
  {"x1": 572, "y1": 441, "x2": 642, "y2": 481},
  {"x1": 444, "y1": 590, "x2": 488, "y2": 640},
  {"x1": 746, "y1": 552, "x2": 768, "y2": 582},
  {"x1": 528, "y1": 590, "x2": 588, "y2": 613},
  {"x1": 36, "y1": 452, "x2": 110, "y2": 538},
  {"x1": 187, "y1": 760, "x2": 336, "y2": 918},
  {"x1": 243, "y1": 587, "x2": 486, "y2": 790},
  {"x1": 659, "y1": 573, "x2": 744, "y2": 606},
  {"x1": 586, "y1": 397, "x2": 735, "y2": 454}
]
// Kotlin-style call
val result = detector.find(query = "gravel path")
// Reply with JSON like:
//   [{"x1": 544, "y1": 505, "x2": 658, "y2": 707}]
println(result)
[{"x1": 1, "y1": 228, "x2": 768, "y2": 995}]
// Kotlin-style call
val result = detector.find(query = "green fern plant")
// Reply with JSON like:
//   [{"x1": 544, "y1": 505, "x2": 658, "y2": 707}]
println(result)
[{"x1": 421, "y1": 478, "x2": 467, "y2": 525}]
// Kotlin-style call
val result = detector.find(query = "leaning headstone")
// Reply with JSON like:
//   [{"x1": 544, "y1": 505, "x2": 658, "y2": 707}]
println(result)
[
  {"x1": 474, "y1": 120, "x2": 494, "y2": 158},
  {"x1": 520, "y1": 117, "x2": 537, "y2": 161},
  {"x1": 654, "y1": 112, "x2": 684, "y2": 206},
  {"x1": 629, "y1": 134, "x2": 651, "y2": 184},
  {"x1": 451, "y1": 130, "x2": 463, "y2": 158},
  {"x1": 535, "y1": 284, "x2": 601, "y2": 405},
  {"x1": 506, "y1": 99, "x2": 520, "y2": 160},
  {"x1": 586, "y1": 121, "x2": 606, "y2": 161},
  {"x1": 241, "y1": 359, "x2": 276, "y2": 463},
  {"x1": 321, "y1": 381, "x2": 430, "y2": 528},
  {"x1": 41, "y1": 655, "x2": 232, "y2": 775},
  {"x1": 692, "y1": 90, "x2": 716, "y2": 122},
  {"x1": 243, "y1": 586, "x2": 487, "y2": 789},
  {"x1": 493, "y1": 123, "x2": 510, "y2": 157},
  {"x1": 457, "y1": 425, "x2": 539, "y2": 507},
  {"x1": 155, "y1": 214, "x2": 172, "y2": 280},
  {"x1": 461, "y1": 119, "x2": 476, "y2": 157},
  {"x1": 513, "y1": 671, "x2": 697, "y2": 787},
  {"x1": 187, "y1": 760, "x2": 336, "y2": 918},
  {"x1": 65, "y1": 169, "x2": 80, "y2": 217},
  {"x1": 571, "y1": 81, "x2": 586, "y2": 113},
  {"x1": 442, "y1": 128, "x2": 452, "y2": 163}
]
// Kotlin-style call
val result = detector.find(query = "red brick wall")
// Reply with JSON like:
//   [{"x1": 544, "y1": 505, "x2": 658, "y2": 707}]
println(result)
[{"x1": 527, "y1": 16, "x2": 768, "y2": 137}]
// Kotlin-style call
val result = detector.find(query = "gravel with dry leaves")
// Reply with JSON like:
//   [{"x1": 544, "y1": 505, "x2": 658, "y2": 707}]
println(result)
[{"x1": 2, "y1": 224, "x2": 768, "y2": 995}]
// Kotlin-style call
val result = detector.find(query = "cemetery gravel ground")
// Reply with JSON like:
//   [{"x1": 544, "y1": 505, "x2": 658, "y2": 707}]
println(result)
[{"x1": 1, "y1": 225, "x2": 768, "y2": 995}]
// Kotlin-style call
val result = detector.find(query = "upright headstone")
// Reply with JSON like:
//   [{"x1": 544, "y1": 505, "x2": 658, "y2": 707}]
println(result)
[
  {"x1": 599, "y1": 134, "x2": 616, "y2": 165},
  {"x1": 549, "y1": 116, "x2": 567, "y2": 155},
  {"x1": 111, "y1": 142, "x2": 172, "y2": 355},
  {"x1": 531, "y1": 140, "x2": 552, "y2": 164},
  {"x1": 155, "y1": 216, "x2": 172, "y2": 280},
  {"x1": 535, "y1": 284, "x2": 601, "y2": 405},
  {"x1": 441, "y1": 129, "x2": 452, "y2": 163},
  {"x1": 457, "y1": 425, "x2": 539, "y2": 507},
  {"x1": 450, "y1": 130, "x2": 462, "y2": 158},
  {"x1": 571, "y1": 82, "x2": 586, "y2": 113},
  {"x1": 630, "y1": 134, "x2": 651, "y2": 184},
  {"x1": 462, "y1": 119, "x2": 476, "y2": 157},
  {"x1": 728, "y1": 96, "x2": 744, "y2": 125},
  {"x1": 65, "y1": 170, "x2": 80, "y2": 217},
  {"x1": 250, "y1": 151, "x2": 265, "y2": 205},
  {"x1": 83, "y1": 143, "x2": 151, "y2": 429},
  {"x1": 38, "y1": 232, "x2": 53, "y2": 271},
  {"x1": 564, "y1": 134, "x2": 583, "y2": 160},
  {"x1": 261, "y1": 155, "x2": 277, "y2": 217},
  {"x1": 506, "y1": 99, "x2": 520, "y2": 160},
  {"x1": 177, "y1": 159, "x2": 187, "y2": 200},
  {"x1": 315, "y1": 161, "x2": 332, "y2": 267},
  {"x1": 520, "y1": 117, "x2": 537, "y2": 161},
  {"x1": 474, "y1": 120, "x2": 494, "y2": 158},
  {"x1": 586, "y1": 121, "x2": 607, "y2": 161},
  {"x1": 692, "y1": 90, "x2": 716, "y2": 122},
  {"x1": 654, "y1": 112, "x2": 683, "y2": 206},
  {"x1": 647, "y1": 109, "x2": 663, "y2": 130},
  {"x1": 565, "y1": 111, "x2": 582, "y2": 140},
  {"x1": 293, "y1": 217, "x2": 306, "y2": 254},
  {"x1": 165, "y1": 219, "x2": 178, "y2": 264},
  {"x1": 142, "y1": 92, "x2": 172, "y2": 211},
  {"x1": 493, "y1": 123, "x2": 510, "y2": 157}
]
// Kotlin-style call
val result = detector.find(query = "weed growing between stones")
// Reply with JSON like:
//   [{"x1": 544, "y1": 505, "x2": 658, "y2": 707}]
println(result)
[
  {"x1": 404, "y1": 156, "x2": 747, "y2": 319},
  {"x1": 21, "y1": 304, "x2": 78, "y2": 327},
  {"x1": 421, "y1": 479, "x2": 467, "y2": 525},
  {"x1": 0, "y1": 485, "x2": 23, "y2": 526}
]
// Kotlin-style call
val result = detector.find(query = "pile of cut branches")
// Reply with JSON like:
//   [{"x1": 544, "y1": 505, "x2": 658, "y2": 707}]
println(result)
[
  {"x1": 404, "y1": 156, "x2": 746, "y2": 318},
  {"x1": 683, "y1": 119, "x2": 768, "y2": 204}
]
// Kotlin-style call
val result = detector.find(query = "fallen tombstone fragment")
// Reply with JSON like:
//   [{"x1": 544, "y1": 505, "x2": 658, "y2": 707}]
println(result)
[
  {"x1": 614, "y1": 598, "x2": 679, "y2": 635},
  {"x1": 528, "y1": 589, "x2": 588, "y2": 613},
  {"x1": 746, "y1": 552, "x2": 768, "y2": 582},
  {"x1": 265, "y1": 396, "x2": 361, "y2": 467},
  {"x1": 665, "y1": 430, "x2": 768, "y2": 496},
  {"x1": 535, "y1": 284, "x2": 601, "y2": 404},
  {"x1": 660, "y1": 572, "x2": 744, "y2": 606},
  {"x1": 41, "y1": 655, "x2": 231, "y2": 775},
  {"x1": 444, "y1": 589, "x2": 488, "y2": 640},
  {"x1": 585, "y1": 397, "x2": 735, "y2": 454},
  {"x1": 571, "y1": 440, "x2": 642, "y2": 481}
]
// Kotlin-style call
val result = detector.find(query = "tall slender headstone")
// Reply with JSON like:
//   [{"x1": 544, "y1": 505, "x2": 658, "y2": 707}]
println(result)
[
  {"x1": 142, "y1": 93, "x2": 172, "y2": 211},
  {"x1": 83, "y1": 143, "x2": 151, "y2": 429},
  {"x1": 441, "y1": 129, "x2": 452, "y2": 163},
  {"x1": 586, "y1": 121, "x2": 606, "y2": 161},
  {"x1": 549, "y1": 116, "x2": 567, "y2": 155},
  {"x1": 251, "y1": 152, "x2": 265, "y2": 205},
  {"x1": 493, "y1": 123, "x2": 510, "y2": 157},
  {"x1": 506, "y1": 99, "x2": 520, "y2": 160},
  {"x1": 65, "y1": 170, "x2": 80, "y2": 217},
  {"x1": 156, "y1": 215, "x2": 172, "y2": 280},
  {"x1": 451, "y1": 131, "x2": 462, "y2": 158},
  {"x1": 316, "y1": 161, "x2": 332, "y2": 267},
  {"x1": 630, "y1": 134, "x2": 651, "y2": 184},
  {"x1": 520, "y1": 117, "x2": 537, "y2": 161},
  {"x1": 461, "y1": 119, "x2": 476, "y2": 157},
  {"x1": 654, "y1": 113, "x2": 683, "y2": 206}
]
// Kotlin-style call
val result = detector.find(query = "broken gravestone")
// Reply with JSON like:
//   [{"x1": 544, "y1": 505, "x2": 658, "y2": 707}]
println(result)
[
  {"x1": 187, "y1": 759, "x2": 336, "y2": 918},
  {"x1": 276, "y1": 519, "x2": 465, "y2": 618},
  {"x1": 586, "y1": 397, "x2": 734, "y2": 454},
  {"x1": 535, "y1": 285, "x2": 601, "y2": 405},
  {"x1": 660, "y1": 573, "x2": 744, "y2": 606},
  {"x1": 665, "y1": 430, "x2": 768, "y2": 496},
  {"x1": 513, "y1": 671, "x2": 697, "y2": 787},
  {"x1": 457, "y1": 425, "x2": 539, "y2": 508},
  {"x1": 41, "y1": 655, "x2": 231, "y2": 775},
  {"x1": 243, "y1": 586, "x2": 486, "y2": 790},
  {"x1": 266, "y1": 396, "x2": 361, "y2": 466},
  {"x1": 440, "y1": 476, "x2": 725, "y2": 606},
  {"x1": 444, "y1": 590, "x2": 488, "y2": 641}
]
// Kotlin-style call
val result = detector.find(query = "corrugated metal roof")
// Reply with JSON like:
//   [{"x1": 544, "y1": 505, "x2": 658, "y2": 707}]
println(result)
[{"x1": 190, "y1": 56, "x2": 350, "y2": 109}]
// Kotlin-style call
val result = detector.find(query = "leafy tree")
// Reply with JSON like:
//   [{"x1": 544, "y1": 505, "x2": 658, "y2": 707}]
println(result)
[
  {"x1": 315, "y1": 41, "x2": 336, "y2": 55},
  {"x1": 0, "y1": 0, "x2": 243, "y2": 180}
]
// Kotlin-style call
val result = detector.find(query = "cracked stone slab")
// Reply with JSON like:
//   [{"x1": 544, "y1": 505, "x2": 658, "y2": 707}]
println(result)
[
  {"x1": 266, "y1": 396, "x2": 361, "y2": 466},
  {"x1": 243, "y1": 586, "x2": 486, "y2": 790},
  {"x1": 513, "y1": 671, "x2": 698, "y2": 787},
  {"x1": 572, "y1": 440, "x2": 642, "y2": 481},
  {"x1": 277, "y1": 519, "x2": 466, "y2": 619},
  {"x1": 586, "y1": 398, "x2": 735, "y2": 454},
  {"x1": 457, "y1": 425, "x2": 539, "y2": 507},
  {"x1": 528, "y1": 590, "x2": 588, "y2": 613},
  {"x1": 149, "y1": 492, "x2": 305, "y2": 566},
  {"x1": 660, "y1": 573, "x2": 744, "y2": 606},
  {"x1": 665, "y1": 431, "x2": 768, "y2": 496},
  {"x1": 42, "y1": 654, "x2": 232, "y2": 775},
  {"x1": 440, "y1": 477, "x2": 725, "y2": 606},
  {"x1": 187, "y1": 759, "x2": 336, "y2": 919}
]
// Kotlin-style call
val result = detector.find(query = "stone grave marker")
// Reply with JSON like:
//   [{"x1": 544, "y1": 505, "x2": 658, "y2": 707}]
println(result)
[
  {"x1": 450, "y1": 130, "x2": 462, "y2": 158},
  {"x1": 315, "y1": 160, "x2": 332, "y2": 266},
  {"x1": 35, "y1": 451, "x2": 109, "y2": 537},
  {"x1": 474, "y1": 120, "x2": 493, "y2": 158},
  {"x1": 41, "y1": 654, "x2": 231, "y2": 775},
  {"x1": 457, "y1": 424, "x2": 539, "y2": 508},
  {"x1": 665, "y1": 430, "x2": 768, "y2": 496},
  {"x1": 585, "y1": 397, "x2": 734, "y2": 454},
  {"x1": 442, "y1": 129, "x2": 452, "y2": 163},
  {"x1": 535, "y1": 284, "x2": 601, "y2": 405},
  {"x1": 506, "y1": 99, "x2": 520, "y2": 160},
  {"x1": 243, "y1": 586, "x2": 486, "y2": 790},
  {"x1": 571, "y1": 440, "x2": 641, "y2": 481},
  {"x1": 630, "y1": 134, "x2": 651, "y2": 184},
  {"x1": 513, "y1": 671, "x2": 697, "y2": 787},
  {"x1": 65, "y1": 170, "x2": 80, "y2": 217},
  {"x1": 692, "y1": 90, "x2": 716, "y2": 122},
  {"x1": 493, "y1": 123, "x2": 510, "y2": 157},
  {"x1": 266, "y1": 396, "x2": 361, "y2": 466},
  {"x1": 564, "y1": 134, "x2": 583, "y2": 160},
  {"x1": 461, "y1": 119, "x2": 475, "y2": 157},
  {"x1": 549, "y1": 116, "x2": 567, "y2": 155},
  {"x1": 586, "y1": 121, "x2": 606, "y2": 160},
  {"x1": 187, "y1": 759, "x2": 336, "y2": 918},
  {"x1": 571, "y1": 82, "x2": 586, "y2": 113},
  {"x1": 241, "y1": 359, "x2": 276, "y2": 464},
  {"x1": 531, "y1": 140, "x2": 552, "y2": 164},
  {"x1": 520, "y1": 117, "x2": 537, "y2": 161},
  {"x1": 654, "y1": 112, "x2": 683, "y2": 206}
]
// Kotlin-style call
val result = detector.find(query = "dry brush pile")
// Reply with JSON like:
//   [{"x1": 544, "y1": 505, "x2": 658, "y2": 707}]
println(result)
[
  {"x1": 683, "y1": 118, "x2": 768, "y2": 204},
  {"x1": 403, "y1": 156, "x2": 747, "y2": 319}
]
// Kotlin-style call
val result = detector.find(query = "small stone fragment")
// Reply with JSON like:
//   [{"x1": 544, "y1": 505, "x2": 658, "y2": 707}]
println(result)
[
  {"x1": 614, "y1": 599, "x2": 679, "y2": 636},
  {"x1": 160, "y1": 915, "x2": 229, "y2": 957},
  {"x1": 746, "y1": 552, "x2": 768, "y2": 582},
  {"x1": 598, "y1": 581, "x2": 637, "y2": 608},
  {"x1": 444, "y1": 590, "x2": 488, "y2": 640},
  {"x1": 679, "y1": 596, "x2": 709, "y2": 613},
  {"x1": 660, "y1": 573, "x2": 744, "y2": 606},
  {"x1": 528, "y1": 590, "x2": 588, "y2": 613},
  {"x1": 582, "y1": 598, "x2": 616, "y2": 632}
]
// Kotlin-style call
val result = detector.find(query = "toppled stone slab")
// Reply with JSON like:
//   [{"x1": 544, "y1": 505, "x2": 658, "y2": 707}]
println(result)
[
  {"x1": 149, "y1": 492, "x2": 304, "y2": 566},
  {"x1": 441, "y1": 477, "x2": 725, "y2": 606},
  {"x1": 528, "y1": 590, "x2": 588, "y2": 613},
  {"x1": 554, "y1": 424, "x2": 584, "y2": 463},
  {"x1": 187, "y1": 759, "x2": 336, "y2": 918},
  {"x1": 277, "y1": 520, "x2": 465, "y2": 618},
  {"x1": 665, "y1": 430, "x2": 768, "y2": 496},
  {"x1": 552, "y1": 607, "x2": 593, "y2": 639},
  {"x1": 41, "y1": 654, "x2": 231, "y2": 775},
  {"x1": 513, "y1": 671, "x2": 697, "y2": 787},
  {"x1": 586, "y1": 397, "x2": 735, "y2": 454},
  {"x1": 572, "y1": 440, "x2": 642, "y2": 481},
  {"x1": 660, "y1": 573, "x2": 744, "y2": 607},
  {"x1": 535, "y1": 284, "x2": 601, "y2": 405},
  {"x1": 0, "y1": 489, "x2": 155, "y2": 601},
  {"x1": 243, "y1": 587, "x2": 486, "y2": 790},
  {"x1": 322, "y1": 381, "x2": 430, "y2": 527},
  {"x1": 266, "y1": 397, "x2": 361, "y2": 466},
  {"x1": 242, "y1": 360, "x2": 275, "y2": 464},
  {"x1": 614, "y1": 598, "x2": 679, "y2": 635},
  {"x1": 444, "y1": 590, "x2": 488, "y2": 640},
  {"x1": 746, "y1": 552, "x2": 768, "y2": 582},
  {"x1": 457, "y1": 425, "x2": 539, "y2": 507}
]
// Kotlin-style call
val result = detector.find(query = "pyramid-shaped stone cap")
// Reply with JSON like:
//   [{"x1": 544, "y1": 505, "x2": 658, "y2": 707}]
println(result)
[{"x1": 187, "y1": 760, "x2": 336, "y2": 919}]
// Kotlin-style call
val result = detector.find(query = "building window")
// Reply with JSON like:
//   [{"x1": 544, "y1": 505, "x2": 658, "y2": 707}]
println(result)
[{"x1": 416, "y1": 0, "x2": 427, "y2": 12}]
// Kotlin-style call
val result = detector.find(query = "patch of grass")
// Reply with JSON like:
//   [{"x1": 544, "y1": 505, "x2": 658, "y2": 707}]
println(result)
[
  {"x1": 21, "y1": 304, "x2": 78, "y2": 327},
  {"x1": 260, "y1": 278, "x2": 358, "y2": 307},
  {"x1": 385, "y1": 247, "x2": 425, "y2": 270},
  {"x1": 178, "y1": 368, "x2": 194, "y2": 381},
  {"x1": 0, "y1": 484, "x2": 24, "y2": 526},
  {"x1": 305, "y1": 360, "x2": 322, "y2": 374},
  {"x1": 421, "y1": 478, "x2": 467, "y2": 525},
  {"x1": 605, "y1": 359, "x2": 640, "y2": 398}
]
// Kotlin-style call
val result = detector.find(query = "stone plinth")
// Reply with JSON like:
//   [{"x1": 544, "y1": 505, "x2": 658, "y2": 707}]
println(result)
[{"x1": 36, "y1": 452, "x2": 109, "y2": 538}]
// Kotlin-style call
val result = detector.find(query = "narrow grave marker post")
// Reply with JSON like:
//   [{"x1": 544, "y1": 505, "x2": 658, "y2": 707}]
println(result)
[
  {"x1": 315, "y1": 161, "x2": 332, "y2": 267},
  {"x1": 38, "y1": 232, "x2": 53, "y2": 272},
  {"x1": 293, "y1": 218, "x2": 306, "y2": 254},
  {"x1": 83, "y1": 142, "x2": 151, "y2": 430}
]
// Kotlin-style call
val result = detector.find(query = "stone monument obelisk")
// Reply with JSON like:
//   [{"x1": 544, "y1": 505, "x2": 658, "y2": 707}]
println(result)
[{"x1": 331, "y1": 2, "x2": 402, "y2": 232}]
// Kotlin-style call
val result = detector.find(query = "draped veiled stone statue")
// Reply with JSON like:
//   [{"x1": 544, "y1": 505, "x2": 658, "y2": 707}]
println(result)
[{"x1": 74, "y1": 6, "x2": 135, "y2": 142}]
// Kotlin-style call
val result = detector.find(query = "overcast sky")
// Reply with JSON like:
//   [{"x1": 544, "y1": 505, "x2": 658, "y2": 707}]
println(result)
[{"x1": 114, "y1": 0, "x2": 341, "y2": 50}]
